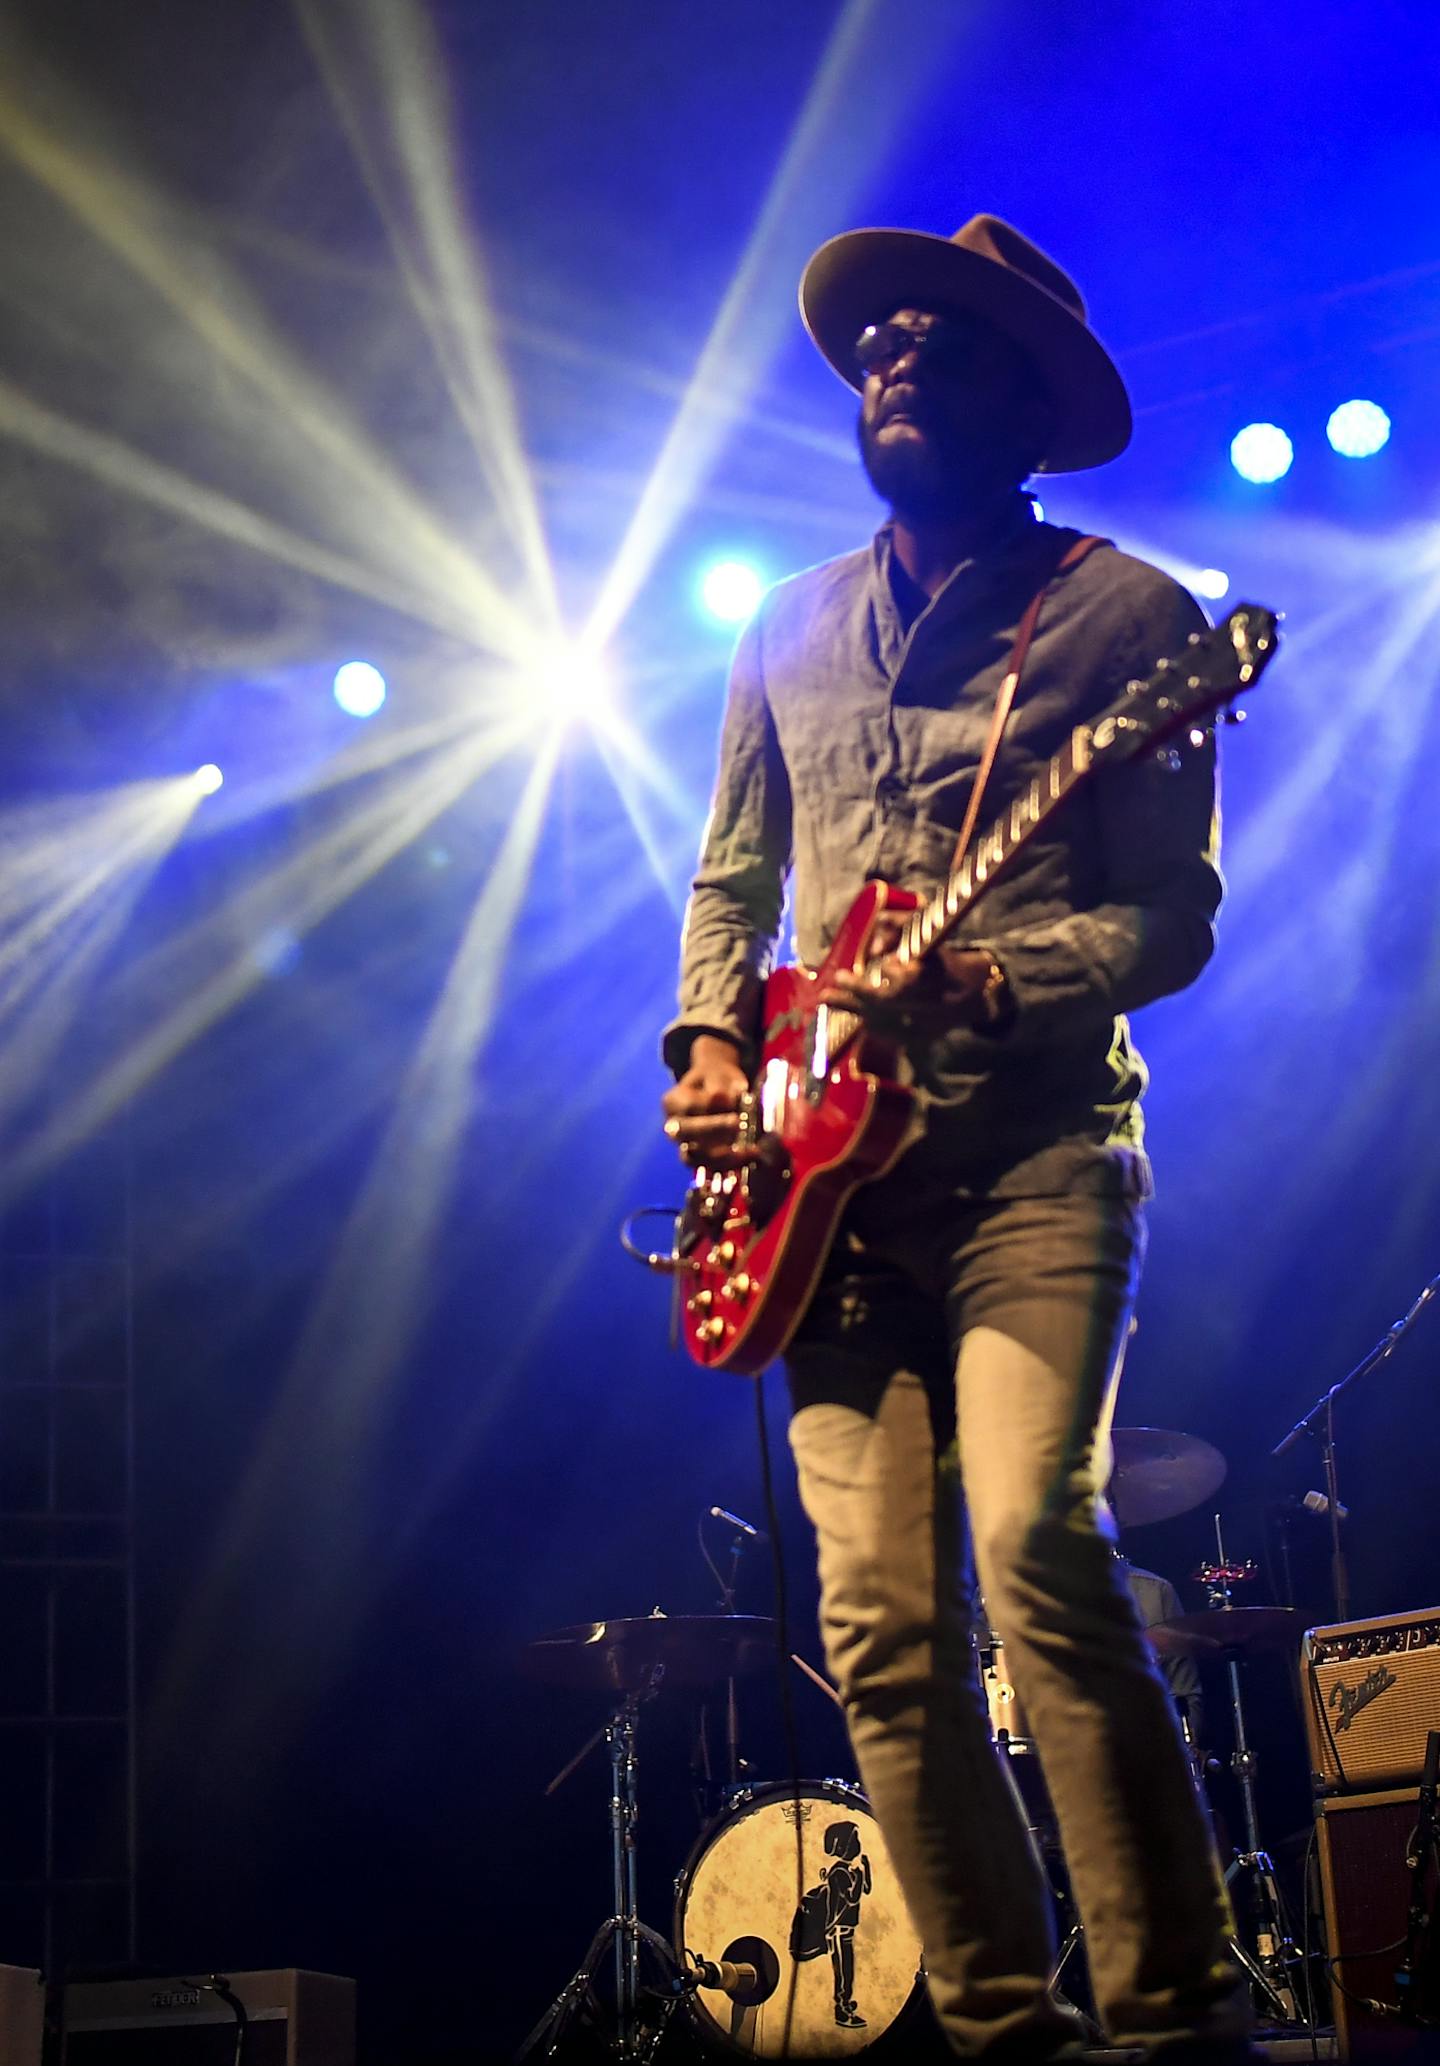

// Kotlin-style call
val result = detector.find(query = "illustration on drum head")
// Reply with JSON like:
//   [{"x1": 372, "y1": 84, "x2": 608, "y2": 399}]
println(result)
[
  {"x1": 674, "y1": 1780, "x2": 922, "y2": 2057},
  {"x1": 789, "y1": 1820, "x2": 873, "y2": 2028}
]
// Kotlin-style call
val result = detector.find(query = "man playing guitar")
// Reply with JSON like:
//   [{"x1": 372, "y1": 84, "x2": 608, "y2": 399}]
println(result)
[{"x1": 661, "y1": 216, "x2": 1253, "y2": 2062}]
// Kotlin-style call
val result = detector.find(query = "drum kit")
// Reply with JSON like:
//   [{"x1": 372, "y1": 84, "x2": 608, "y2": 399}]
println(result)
[{"x1": 516, "y1": 1430, "x2": 1312, "y2": 2061}]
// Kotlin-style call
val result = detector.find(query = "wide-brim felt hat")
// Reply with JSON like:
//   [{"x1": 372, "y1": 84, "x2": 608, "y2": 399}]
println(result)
[{"x1": 799, "y1": 213, "x2": 1132, "y2": 474}]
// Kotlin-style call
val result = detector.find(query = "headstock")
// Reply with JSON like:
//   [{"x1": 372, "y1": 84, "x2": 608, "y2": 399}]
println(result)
[{"x1": 1089, "y1": 604, "x2": 1280, "y2": 765}]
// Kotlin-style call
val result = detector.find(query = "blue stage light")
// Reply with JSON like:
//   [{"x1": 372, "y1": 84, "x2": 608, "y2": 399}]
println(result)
[
  {"x1": 194, "y1": 763, "x2": 224, "y2": 795},
  {"x1": 1230, "y1": 423, "x2": 1294, "y2": 484},
  {"x1": 699, "y1": 560, "x2": 765, "y2": 625},
  {"x1": 1326, "y1": 399, "x2": 1390, "y2": 459},
  {"x1": 333, "y1": 660, "x2": 387, "y2": 717}
]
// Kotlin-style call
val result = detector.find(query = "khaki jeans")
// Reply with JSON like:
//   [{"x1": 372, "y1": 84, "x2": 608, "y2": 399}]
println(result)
[{"x1": 786, "y1": 1186, "x2": 1243, "y2": 2056}]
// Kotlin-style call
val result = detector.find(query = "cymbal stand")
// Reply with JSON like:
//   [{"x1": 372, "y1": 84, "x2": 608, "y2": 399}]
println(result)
[
  {"x1": 1202, "y1": 1520, "x2": 1304, "y2": 2026},
  {"x1": 517, "y1": 1672, "x2": 683, "y2": 2063}
]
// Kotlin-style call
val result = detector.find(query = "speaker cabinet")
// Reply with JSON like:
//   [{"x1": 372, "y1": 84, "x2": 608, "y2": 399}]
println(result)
[
  {"x1": 61, "y1": 1969, "x2": 354, "y2": 2064},
  {"x1": 1316, "y1": 1787, "x2": 1440, "y2": 2058},
  {"x1": 0, "y1": 1963, "x2": 44, "y2": 2066},
  {"x1": 1305, "y1": 1608, "x2": 1440, "y2": 1793}
]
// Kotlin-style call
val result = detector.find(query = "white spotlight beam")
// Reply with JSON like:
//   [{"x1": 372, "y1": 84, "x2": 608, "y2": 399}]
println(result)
[
  {"x1": 0, "y1": 722, "x2": 529, "y2": 1205},
  {"x1": 0, "y1": 58, "x2": 536, "y2": 662},
  {"x1": 296, "y1": 0, "x2": 561, "y2": 631},
  {"x1": 0, "y1": 780, "x2": 201, "y2": 1120},
  {"x1": 0, "y1": 378, "x2": 498, "y2": 643},
  {"x1": 582, "y1": 0, "x2": 942, "y2": 654}
]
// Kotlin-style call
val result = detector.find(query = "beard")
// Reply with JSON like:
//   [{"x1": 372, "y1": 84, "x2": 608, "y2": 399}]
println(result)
[{"x1": 856, "y1": 403, "x2": 1029, "y2": 524}]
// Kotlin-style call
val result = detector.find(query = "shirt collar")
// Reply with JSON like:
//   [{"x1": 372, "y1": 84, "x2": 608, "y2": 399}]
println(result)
[{"x1": 868, "y1": 492, "x2": 1046, "y2": 662}]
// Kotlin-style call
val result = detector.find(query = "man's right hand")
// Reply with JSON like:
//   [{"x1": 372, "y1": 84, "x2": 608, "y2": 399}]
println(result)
[{"x1": 661, "y1": 1034, "x2": 753, "y2": 1169}]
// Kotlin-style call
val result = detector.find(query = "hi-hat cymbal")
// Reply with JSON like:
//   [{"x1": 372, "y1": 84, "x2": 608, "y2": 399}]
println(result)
[
  {"x1": 1147, "y1": 1606, "x2": 1303, "y2": 1659},
  {"x1": 524, "y1": 1614, "x2": 777, "y2": 1693},
  {"x1": 1109, "y1": 1427, "x2": 1227, "y2": 1529}
]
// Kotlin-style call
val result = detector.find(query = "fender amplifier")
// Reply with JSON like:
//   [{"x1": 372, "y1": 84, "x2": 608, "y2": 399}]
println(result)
[
  {"x1": 61, "y1": 1969, "x2": 354, "y2": 2064},
  {"x1": 1304, "y1": 1607, "x2": 1440, "y2": 1793}
]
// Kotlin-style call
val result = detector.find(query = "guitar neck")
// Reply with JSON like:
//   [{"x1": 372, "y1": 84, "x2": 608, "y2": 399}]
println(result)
[
  {"x1": 898, "y1": 721, "x2": 1093, "y2": 966},
  {"x1": 819, "y1": 721, "x2": 1093, "y2": 1060}
]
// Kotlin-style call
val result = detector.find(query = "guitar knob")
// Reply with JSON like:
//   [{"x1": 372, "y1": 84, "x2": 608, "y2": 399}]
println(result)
[
  {"x1": 713, "y1": 1240, "x2": 737, "y2": 1265},
  {"x1": 698, "y1": 1317, "x2": 726, "y2": 1345},
  {"x1": 725, "y1": 1273, "x2": 753, "y2": 1301},
  {"x1": 687, "y1": 1290, "x2": 714, "y2": 1313}
]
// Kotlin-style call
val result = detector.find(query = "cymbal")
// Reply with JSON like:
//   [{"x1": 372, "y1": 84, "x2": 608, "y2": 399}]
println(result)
[
  {"x1": 1109, "y1": 1427, "x2": 1227, "y2": 1529},
  {"x1": 524, "y1": 1614, "x2": 777, "y2": 1693},
  {"x1": 1147, "y1": 1606, "x2": 1303, "y2": 1658}
]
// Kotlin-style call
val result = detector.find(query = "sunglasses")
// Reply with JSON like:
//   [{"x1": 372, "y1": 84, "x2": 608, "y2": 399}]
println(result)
[{"x1": 853, "y1": 317, "x2": 992, "y2": 379}]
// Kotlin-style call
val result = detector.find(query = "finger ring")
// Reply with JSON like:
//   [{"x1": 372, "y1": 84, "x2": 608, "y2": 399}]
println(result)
[{"x1": 664, "y1": 1117, "x2": 681, "y2": 1139}]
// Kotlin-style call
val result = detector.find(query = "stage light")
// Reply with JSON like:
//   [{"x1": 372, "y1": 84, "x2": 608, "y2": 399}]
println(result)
[
  {"x1": 535, "y1": 641, "x2": 612, "y2": 723},
  {"x1": 333, "y1": 660, "x2": 387, "y2": 717},
  {"x1": 1230, "y1": 423, "x2": 1294, "y2": 484},
  {"x1": 698, "y1": 559, "x2": 765, "y2": 626},
  {"x1": 1194, "y1": 568, "x2": 1231, "y2": 601},
  {"x1": 1327, "y1": 399, "x2": 1391, "y2": 459},
  {"x1": 194, "y1": 763, "x2": 224, "y2": 794},
  {"x1": 1030, "y1": 499, "x2": 1045, "y2": 523}
]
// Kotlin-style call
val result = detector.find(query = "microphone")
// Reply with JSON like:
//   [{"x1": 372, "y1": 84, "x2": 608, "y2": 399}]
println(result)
[
  {"x1": 1275, "y1": 1489, "x2": 1350, "y2": 1523},
  {"x1": 689, "y1": 1955, "x2": 760, "y2": 1996},
  {"x1": 710, "y1": 1505, "x2": 766, "y2": 1540}
]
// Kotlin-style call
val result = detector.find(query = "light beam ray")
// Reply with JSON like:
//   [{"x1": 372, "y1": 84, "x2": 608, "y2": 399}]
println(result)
[
  {"x1": 0, "y1": 377, "x2": 504, "y2": 647},
  {"x1": 0, "y1": 51, "x2": 539, "y2": 660},
  {"x1": 0, "y1": 780, "x2": 200, "y2": 1118},
  {"x1": 295, "y1": 0, "x2": 560, "y2": 627},
  {"x1": 0, "y1": 722, "x2": 531, "y2": 1203},
  {"x1": 591, "y1": 728, "x2": 693, "y2": 912},
  {"x1": 1230, "y1": 566, "x2": 1440, "y2": 899},
  {"x1": 147, "y1": 738, "x2": 562, "y2": 1751},
  {"x1": 583, "y1": 0, "x2": 939, "y2": 653}
]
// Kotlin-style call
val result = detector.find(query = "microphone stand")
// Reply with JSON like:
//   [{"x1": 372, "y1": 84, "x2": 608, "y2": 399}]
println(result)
[
  {"x1": 1271, "y1": 1267, "x2": 1440, "y2": 1623},
  {"x1": 715, "y1": 1523, "x2": 751, "y2": 1788}
]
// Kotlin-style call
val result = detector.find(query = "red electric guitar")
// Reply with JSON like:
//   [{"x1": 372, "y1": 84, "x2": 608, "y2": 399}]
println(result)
[{"x1": 673, "y1": 603, "x2": 1279, "y2": 1374}]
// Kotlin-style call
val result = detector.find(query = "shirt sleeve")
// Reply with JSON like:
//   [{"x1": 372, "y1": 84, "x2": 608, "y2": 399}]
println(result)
[
  {"x1": 980, "y1": 580, "x2": 1223, "y2": 1049},
  {"x1": 661, "y1": 614, "x2": 793, "y2": 1077}
]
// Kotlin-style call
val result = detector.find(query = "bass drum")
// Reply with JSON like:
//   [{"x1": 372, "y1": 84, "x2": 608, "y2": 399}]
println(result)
[{"x1": 673, "y1": 1778, "x2": 923, "y2": 2057}]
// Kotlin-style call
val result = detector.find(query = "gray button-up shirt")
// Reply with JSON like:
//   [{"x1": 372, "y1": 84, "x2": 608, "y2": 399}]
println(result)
[{"x1": 665, "y1": 499, "x2": 1222, "y2": 1199}]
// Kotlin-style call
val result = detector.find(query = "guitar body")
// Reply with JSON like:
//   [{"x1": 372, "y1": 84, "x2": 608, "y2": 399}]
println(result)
[{"x1": 677, "y1": 881, "x2": 921, "y2": 1374}]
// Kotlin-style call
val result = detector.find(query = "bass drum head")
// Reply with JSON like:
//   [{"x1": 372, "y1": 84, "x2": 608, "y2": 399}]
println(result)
[{"x1": 674, "y1": 1779, "x2": 923, "y2": 2057}]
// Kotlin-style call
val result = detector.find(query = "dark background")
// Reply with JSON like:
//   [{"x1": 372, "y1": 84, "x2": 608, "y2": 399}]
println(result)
[{"x1": 0, "y1": 0, "x2": 1437, "y2": 2057}]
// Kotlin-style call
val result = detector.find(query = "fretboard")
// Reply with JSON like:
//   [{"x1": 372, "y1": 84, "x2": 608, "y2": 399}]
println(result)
[
  {"x1": 820, "y1": 721, "x2": 1093, "y2": 1062},
  {"x1": 899, "y1": 721, "x2": 1093, "y2": 965}
]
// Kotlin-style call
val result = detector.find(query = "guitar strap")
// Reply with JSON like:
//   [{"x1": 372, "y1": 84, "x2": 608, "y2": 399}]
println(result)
[{"x1": 947, "y1": 531, "x2": 1106, "y2": 876}]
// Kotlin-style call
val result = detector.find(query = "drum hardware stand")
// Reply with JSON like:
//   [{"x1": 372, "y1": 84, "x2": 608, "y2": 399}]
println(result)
[
  {"x1": 517, "y1": 1671, "x2": 686, "y2": 2063},
  {"x1": 1272, "y1": 1263, "x2": 1440, "y2": 1623},
  {"x1": 1196, "y1": 1526, "x2": 1305, "y2": 2027}
]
